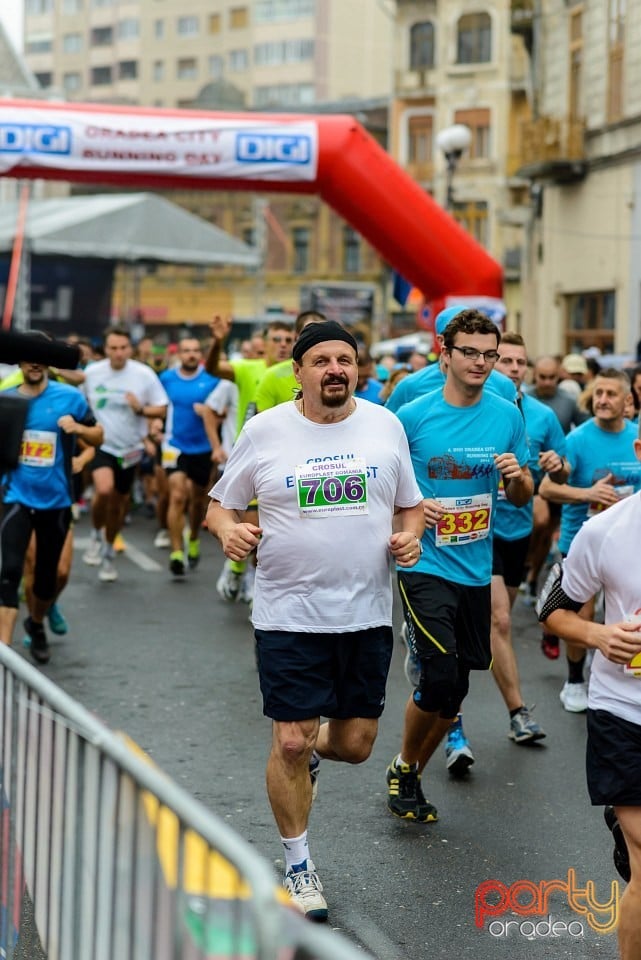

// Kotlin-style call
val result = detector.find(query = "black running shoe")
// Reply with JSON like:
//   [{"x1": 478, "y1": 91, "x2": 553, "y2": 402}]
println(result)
[
  {"x1": 169, "y1": 553, "x2": 186, "y2": 578},
  {"x1": 23, "y1": 617, "x2": 51, "y2": 665},
  {"x1": 386, "y1": 756, "x2": 438, "y2": 822},
  {"x1": 604, "y1": 806, "x2": 631, "y2": 882}
]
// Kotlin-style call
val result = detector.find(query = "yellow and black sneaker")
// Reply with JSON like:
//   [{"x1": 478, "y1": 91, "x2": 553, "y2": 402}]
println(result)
[{"x1": 386, "y1": 756, "x2": 438, "y2": 822}]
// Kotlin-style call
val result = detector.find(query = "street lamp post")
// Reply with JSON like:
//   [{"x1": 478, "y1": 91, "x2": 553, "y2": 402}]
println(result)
[{"x1": 435, "y1": 124, "x2": 472, "y2": 211}]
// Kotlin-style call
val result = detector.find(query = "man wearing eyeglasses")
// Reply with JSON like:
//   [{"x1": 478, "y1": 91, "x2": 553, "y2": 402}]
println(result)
[{"x1": 386, "y1": 309, "x2": 533, "y2": 823}]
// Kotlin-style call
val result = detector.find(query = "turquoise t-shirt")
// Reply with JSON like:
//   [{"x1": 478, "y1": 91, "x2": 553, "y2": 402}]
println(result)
[
  {"x1": 386, "y1": 362, "x2": 516, "y2": 413},
  {"x1": 397, "y1": 389, "x2": 529, "y2": 586},
  {"x1": 558, "y1": 418, "x2": 641, "y2": 554},
  {"x1": 494, "y1": 393, "x2": 567, "y2": 542}
]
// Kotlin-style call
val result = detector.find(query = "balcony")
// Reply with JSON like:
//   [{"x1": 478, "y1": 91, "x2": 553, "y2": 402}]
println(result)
[
  {"x1": 510, "y1": 0, "x2": 534, "y2": 46},
  {"x1": 394, "y1": 67, "x2": 437, "y2": 96},
  {"x1": 515, "y1": 115, "x2": 587, "y2": 182}
]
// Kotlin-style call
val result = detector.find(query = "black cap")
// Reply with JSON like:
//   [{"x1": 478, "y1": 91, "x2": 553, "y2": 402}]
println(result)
[{"x1": 292, "y1": 321, "x2": 358, "y2": 363}]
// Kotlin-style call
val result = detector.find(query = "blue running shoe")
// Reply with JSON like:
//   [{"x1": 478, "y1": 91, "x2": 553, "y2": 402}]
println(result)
[
  {"x1": 47, "y1": 602, "x2": 68, "y2": 635},
  {"x1": 445, "y1": 715, "x2": 474, "y2": 778}
]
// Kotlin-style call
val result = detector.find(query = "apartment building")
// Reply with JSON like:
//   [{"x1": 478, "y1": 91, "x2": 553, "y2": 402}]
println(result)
[
  {"x1": 390, "y1": 1, "x2": 532, "y2": 328},
  {"x1": 513, "y1": 1, "x2": 641, "y2": 358}
]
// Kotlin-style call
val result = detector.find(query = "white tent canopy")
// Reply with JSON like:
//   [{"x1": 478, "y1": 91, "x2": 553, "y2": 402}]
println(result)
[{"x1": 0, "y1": 191, "x2": 260, "y2": 266}]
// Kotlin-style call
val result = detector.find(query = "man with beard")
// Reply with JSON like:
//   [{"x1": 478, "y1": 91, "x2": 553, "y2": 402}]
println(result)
[
  {"x1": 159, "y1": 337, "x2": 220, "y2": 578},
  {"x1": 207, "y1": 321, "x2": 424, "y2": 921},
  {"x1": 0, "y1": 356, "x2": 102, "y2": 662}
]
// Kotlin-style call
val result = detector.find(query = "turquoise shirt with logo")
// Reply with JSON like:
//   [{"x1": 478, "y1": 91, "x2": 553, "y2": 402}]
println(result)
[
  {"x1": 397, "y1": 389, "x2": 529, "y2": 586},
  {"x1": 386, "y1": 363, "x2": 516, "y2": 414}
]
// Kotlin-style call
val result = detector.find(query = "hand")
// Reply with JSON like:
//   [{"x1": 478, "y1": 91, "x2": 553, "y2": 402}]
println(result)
[
  {"x1": 209, "y1": 314, "x2": 232, "y2": 341},
  {"x1": 587, "y1": 474, "x2": 619, "y2": 507},
  {"x1": 211, "y1": 447, "x2": 228, "y2": 465},
  {"x1": 389, "y1": 532, "x2": 422, "y2": 567},
  {"x1": 422, "y1": 498, "x2": 445, "y2": 529},
  {"x1": 57, "y1": 414, "x2": 77, "y2": 434},
  {"x1": 494, "y1": 452, "x2": 523, "y2": 482},
  {"x1": 221, "y1": 522, "x2": 262, "y2": 562},
  {"x1": 125, "y1": 392, "x2": 143, "y2": 414},
  {"x1": 538, "y1": 449, "x2": 564, "y2": 475},
  {"x1": 592, "y1": 620, "x2": 641, "y2": 665}
]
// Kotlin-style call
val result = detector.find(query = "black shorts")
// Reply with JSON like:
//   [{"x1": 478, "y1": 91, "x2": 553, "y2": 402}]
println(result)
[
  {"x1": 586, "y1": 708, "x2": 641, "y2": 806},
  {"x1": 397, "y1": 572, "x2": 492, "y2": 670},
  {"x1": 254, "y1": 627, "x2": 394, "y2": 722},
  {"x1": 90, "y1": 448, "x2": 138, "y2": 495},
  {"x1": 492, "y1": 534, "x2": 531, "y2": 587},
  {"x1": 165, "y1": 451, "x2": 213, "y2": 489}
]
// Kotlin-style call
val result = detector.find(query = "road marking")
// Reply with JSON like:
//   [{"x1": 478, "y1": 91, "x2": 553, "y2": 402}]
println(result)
[{"x1": 74, "y1": 537, "x2": 163, "y2": 572}]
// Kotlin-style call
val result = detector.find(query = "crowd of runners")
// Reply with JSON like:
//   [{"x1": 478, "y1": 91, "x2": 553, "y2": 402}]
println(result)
[{"x1": 1, "y1": 309, "x2": 641, "y2": 957}]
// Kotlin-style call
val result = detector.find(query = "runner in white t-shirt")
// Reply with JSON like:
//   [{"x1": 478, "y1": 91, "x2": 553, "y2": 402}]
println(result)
[
  {"x1": 541, "y1": 424, "x2": 641, "y2": 960},
  {"x1": 82, "y1": 327, "x2": 168, "y2": 582},
  {"x1": 207, "y1": 321, "x2": 424, "y2": 923}
]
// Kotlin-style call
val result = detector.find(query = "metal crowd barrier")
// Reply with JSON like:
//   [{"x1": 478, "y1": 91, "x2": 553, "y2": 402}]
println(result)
[{"x1": 0, "y1": 644, "x2": 375, "y2": 960}]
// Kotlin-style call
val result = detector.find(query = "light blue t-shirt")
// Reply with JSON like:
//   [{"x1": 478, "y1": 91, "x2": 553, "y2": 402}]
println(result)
[
  {"x1": 160, "y1": 367, "x2": 219, "y2": 454},
  {"x1": 495, "y1": 393, "x2": 567, "y2": 542},
  {"x1": 354, "y1": 377, "x2": 384, "y2": 404},
  {"x1": 3, "y1": 381, "x2": 93, "y2": 510},
  {"x1": 558, "y1": 418, "x2": 641, "y2": 554},
  {"x1": 386, "y1": 362, "x2": 516, "y2": 413},
  {"x1": 397, "y1": 389, "x2": 529, "y2": 586}
]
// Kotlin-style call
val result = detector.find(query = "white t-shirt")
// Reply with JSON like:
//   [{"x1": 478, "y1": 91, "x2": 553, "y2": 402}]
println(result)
[
  {"x1": 83, "y1": 359, "x2": 168, "y2": 457},
  {"x1": 562, "y1": 492, "x2": 641, "y2": 725},
  {"x1": 205, "y1": 379, "x2": 239, "y2": 458},
  {"x1": 210, "y1": 399, "x2": 423, "y2": 632}
]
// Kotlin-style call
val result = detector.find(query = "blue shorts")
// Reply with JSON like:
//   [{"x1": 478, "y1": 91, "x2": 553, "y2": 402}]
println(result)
[{"x1": 254, "y1": 627, "x2": 394, "y2": 722}]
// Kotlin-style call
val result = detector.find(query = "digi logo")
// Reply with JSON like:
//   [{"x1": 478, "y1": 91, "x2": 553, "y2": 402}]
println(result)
[
  {"x1": 0, "y1": 124, "x2": 72, "y2": 156},
  {"x1": 236, "y1": 133, "x2": 311, "y2": 165},
  {"x1": 455, "y1": 497, "x2": 474, "y2": 507}
]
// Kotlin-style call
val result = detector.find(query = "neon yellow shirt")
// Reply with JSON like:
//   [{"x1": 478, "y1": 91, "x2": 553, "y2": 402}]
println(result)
[
  {"x1": 255, "y1": 360, "x2": 297, "y2": 412},
  {"x1": 230, "y1": 358, "x2": 267, "y2": 436}
]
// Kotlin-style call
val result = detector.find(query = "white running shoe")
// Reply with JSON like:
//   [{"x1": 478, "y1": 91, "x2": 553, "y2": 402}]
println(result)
[
  {"x1": 238, "y1": 565, "x2": 255, "y2": 604},
  {"x1": 283, "y1": 860, "x2": 328, "y2": 921},
  {"x1": 216, "y1": 561, "x2": 242, "y2": 601},
  {"x1": 560, "y1": 681, "x2": 588, "y2": 713},
  {"x1": 83, "y1": 537, "x2": 103, "y2": 566},
  {"x1": 154, "y1": 529, "x2": 171, "y2": 549},
  {"x1": 400, "y1": 622, "x2": 421, "y2": 688},
  {"x1": 98, "y1": 556, "x2": 118, "y2": 583}
]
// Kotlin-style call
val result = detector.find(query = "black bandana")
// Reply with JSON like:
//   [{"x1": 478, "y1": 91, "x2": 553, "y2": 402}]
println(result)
[{"x1": 292, "y1": 321, "x2": 358, "y2": 363}]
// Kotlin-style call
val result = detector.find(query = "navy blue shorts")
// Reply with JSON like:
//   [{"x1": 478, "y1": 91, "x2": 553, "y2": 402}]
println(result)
[
  {"x1": 166, "y1": 451, "x2": 213, "y2": 488},
  {"x1": 254, "y1": 627, "x2": 394, "y2": 722},
  {"x1": 587, "y1": 708, "x2": 641, "y2": 806},
  {"x1": 492, "y1": 533, "x2": 531, "y2": 588}
]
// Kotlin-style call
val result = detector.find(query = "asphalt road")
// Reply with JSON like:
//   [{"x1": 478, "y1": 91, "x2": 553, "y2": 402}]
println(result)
[{"x1": 19, "y1": 510, "x2": 622, "y2": 960}]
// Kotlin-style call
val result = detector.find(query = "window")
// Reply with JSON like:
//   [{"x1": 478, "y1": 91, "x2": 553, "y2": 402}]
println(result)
[
  {"x1": 230, "y1": 7, "x2": 249, "y2": 29},
  {"x1": 34, "y1": 71, "x2": 53, "y2": 87},
  {"x1": 457, "y1": 12, "x2": 491, "y2": 64},
  {"x1": 119, "y1": 60, "x2": 138, "y2": 80},
  {"x1": 607, "y1": 0, "x2": 625, "y2": 120},
  {"x1": 177, "y1": 16, "x2": 198, "y2": 36},
  {"x1": 254, "y1": 39, "x2": 314, "y2": 65},
  {"x1": 208, "y1": 55, "x2": 224, "y2": 79},
  {"x1": 91, "y1": 26, "x2": 113, "y2": 46},
  {"x1": 229, "y1": 49, "x2": 249, "y2": 72},
  {"x1": 254, "y1": 0, "x2": 314, "y2": 23},
  {"x1": 177, "y1": 57, "x2": 197, "y2": 80},
  {"x1": 454, "y1": 108, "x2": 491, "y2": 159},
  {"x1": 26, "y1": 36, "x2": 53, "y2": 54},
  {"x1": 25, "y1": 0, "x2": 53, "y2": 12},
  {"x1": 209, "y1": 13, "x2": 221, "y2": 33},
  {"x1": 153, "y1": 60, "x2": 164, "y2": 81},
  {"x1": 254, "y1": 83, "x2": 314, "y2": 106},
  {"x1": 410, "y1": 21, "x2": 435, "y2": 69},
  {"x1": 568, "y1": 5, "x2": 583, "y2": 121},
  {"x1": 566, "y1": 292, "x2": 615, "y2": 353},
  {"x1": 63, "y1": 32, "x2": 82, "y2": 53},
  {"x1": 242, "y1": 227, "x2": 256, "y2": 247},
  {"x1": 452, "y1": 200, "x2": 489, "y2": 247},
  {"x1": 62, "y1": 0, "x2": 83, "y2": 12},
  {"x1": 407, "y1": 114, "x2": 433, "y2": 179},
  {"x1": 63, "y1": 71, "x2": 82, "y2": 91},
  {"x1": 118, "y1": 19, "x2": 140, "y2": 40},
  {"x1": 343, "y1": 227, "x2": 361, "y2": 274},
  {"x1": 91, "y1": 65, "x2": 113, "y2": 85},
  {"x1": 154, "y1": 19, "x2": 164, "y2": 39},
  {"x1": 293, "y1": 227, "x2": 310, "y2": 273}
]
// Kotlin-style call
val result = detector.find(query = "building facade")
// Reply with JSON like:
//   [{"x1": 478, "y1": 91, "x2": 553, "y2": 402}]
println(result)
[{"x1": 513, "y1": 0, "x2": 641, "y2": 359}]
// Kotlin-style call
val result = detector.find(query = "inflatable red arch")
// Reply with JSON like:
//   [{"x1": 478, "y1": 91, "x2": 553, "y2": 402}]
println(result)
[{"x1": 0, "y1": 98, "x2": 502, "y2": 302}]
